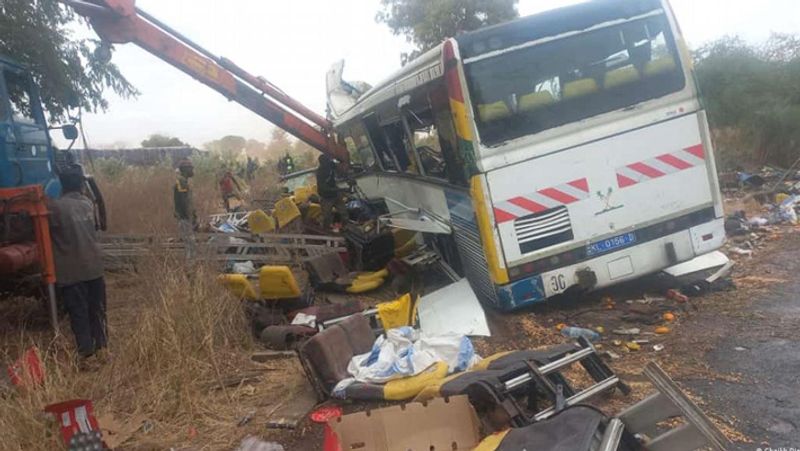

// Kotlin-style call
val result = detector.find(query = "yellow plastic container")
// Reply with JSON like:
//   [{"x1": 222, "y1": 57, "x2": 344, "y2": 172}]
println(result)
[
  {"x1": 247, "y1": 209, "x2": 276, "y2": 234},
  {"x1": 383, "y1": 361, "x2": 448, "y2": 401},
  {"x1": 218, "y1": 274, "x2": 258, "y2": 301},
  {"x1": 273, "y1": 196, "x2": 301, "y2": 228},
  {"x1": 258, "y1": 266, "x2": 301, "y2": 299}
]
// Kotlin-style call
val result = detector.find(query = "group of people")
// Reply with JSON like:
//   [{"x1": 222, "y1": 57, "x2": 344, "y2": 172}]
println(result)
[{"x1": 49, "y1": 150, "x2": 348, "y2": 364}]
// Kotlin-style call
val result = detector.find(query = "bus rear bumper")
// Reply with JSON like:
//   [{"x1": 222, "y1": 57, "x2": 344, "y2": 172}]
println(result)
[{"x1": 493, "y1": 218, "x2": 726, "y2": 311}]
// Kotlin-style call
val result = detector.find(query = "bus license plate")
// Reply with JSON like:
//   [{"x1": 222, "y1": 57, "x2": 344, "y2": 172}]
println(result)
[{"x1": 586, "y1": 232, "x2": 636, "y2": 257}]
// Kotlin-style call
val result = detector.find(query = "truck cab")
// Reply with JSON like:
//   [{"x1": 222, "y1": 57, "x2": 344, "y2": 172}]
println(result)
[{"x1": 0, "y1": 55, "x2": 65, "y2": 198}]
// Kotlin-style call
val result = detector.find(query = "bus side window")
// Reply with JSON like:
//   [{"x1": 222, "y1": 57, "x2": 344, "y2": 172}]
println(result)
[
  {"x1": 342, "y1": 123, "x2": 378, "y2": 171},
  {"x1": 382, "y1": 121, "x2": 413, "y2": 173},
  {"x1": 429, "y1": 87, "x2": 468, "y2": 186},
  {"x1": 363, "y1": 113, "x2": 398, "y2": 171}
]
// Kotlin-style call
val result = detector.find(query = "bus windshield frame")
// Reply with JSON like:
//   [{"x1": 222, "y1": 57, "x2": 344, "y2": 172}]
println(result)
[{"x1": 463, "y1": 11, "x2": 686, "y2": 148}]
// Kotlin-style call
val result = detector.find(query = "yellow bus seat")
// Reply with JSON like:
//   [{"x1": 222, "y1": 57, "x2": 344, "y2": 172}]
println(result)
[
  {"x1": 519, "y1": 91, "x2": 555, "y2": 112},
  {"x1": 218, "y1": 274, "x2": 259, "y2": 301},
  {"x1": 273, "y1": 196, "x2": 301, "y2": 228},
  {"x1": 478, "y1": 101, "x2": 511, "y2": 123},
  {"x1": 473, "y1": 430, "x2": 511, "y2": 451},
  {"x1": 247, "y1": 209, "x2": 275, "y2": 234},
  {"x1": 259, "y1": 266, "x2": 302, "y2": 299},
  {"x1": 644, "y1": 56, "x2": 677, "y2": 77},
  {"x1": 305, "y1": 202, "x2": 322, "y2": 223},
  {"x1": 604, "y1": 64, "x2": 641, "y2": 89},
  {"x1": 383, "y1": 361, "x2": 449, "y2": 401},
  {"x1": 293, "y1": 185, "x2": 314, "y2": 204},
  {"x1": 563, "y1": 78, "x2": 599, "y2": 99},
  {"x1": 376, "y1": 293, "x2": 417, "y2": 330}
]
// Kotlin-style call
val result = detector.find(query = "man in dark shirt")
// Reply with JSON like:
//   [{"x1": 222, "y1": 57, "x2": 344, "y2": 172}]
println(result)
[
  {"x1": 316, "y1": 154, "x2": 347, "y2": 230},
  {"x1": 174, "y1": 158, "x2": 197, "y2": 258},
  {"x1": 48, "y1": 164, "x2": 107, "y2": 360}
]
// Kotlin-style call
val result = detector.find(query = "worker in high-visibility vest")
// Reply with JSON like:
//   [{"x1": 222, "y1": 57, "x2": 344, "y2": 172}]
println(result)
[{"x1": 277, "y1": 151, "x2": 295, "y2": 176}]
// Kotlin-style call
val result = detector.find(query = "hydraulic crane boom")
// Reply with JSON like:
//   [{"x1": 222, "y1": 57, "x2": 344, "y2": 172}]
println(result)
[{"x1": 62, "y1": 0, "x2": 349, "y2": 163}]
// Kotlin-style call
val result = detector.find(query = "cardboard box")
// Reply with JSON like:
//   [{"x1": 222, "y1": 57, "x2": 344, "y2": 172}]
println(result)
[{"x1": 329, "y1": 395, "x2": 480, "y2": 451}]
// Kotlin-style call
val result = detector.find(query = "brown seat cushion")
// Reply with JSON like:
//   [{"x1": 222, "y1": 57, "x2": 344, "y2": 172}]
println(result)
[{"x1": 300, "y1": 314, "x2": 375, "y2": 392}]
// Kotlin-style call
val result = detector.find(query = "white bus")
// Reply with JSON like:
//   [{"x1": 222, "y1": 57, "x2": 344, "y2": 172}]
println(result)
[{"x1": 332, "y1": 0, "x2": 724, "y2": 311}]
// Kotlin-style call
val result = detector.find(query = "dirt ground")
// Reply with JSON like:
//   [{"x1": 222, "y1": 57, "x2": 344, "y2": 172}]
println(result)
[{"x1": 3, "y1": 223, "x2": 799, "y2": 449}]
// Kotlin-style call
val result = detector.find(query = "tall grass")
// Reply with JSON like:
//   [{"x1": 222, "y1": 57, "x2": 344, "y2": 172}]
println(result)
[{"x1": 0, "y1": 256, "x2": 258, "y2": 450}]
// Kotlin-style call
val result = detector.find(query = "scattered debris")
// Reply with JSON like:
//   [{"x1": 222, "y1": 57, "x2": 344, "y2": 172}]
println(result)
[
  {"x1": 559, "y1": 326, "x2": 600, "y2": 342},
  {"x1": 265, "y1": 381, "x2": 318, "y2": 430},
  {"x1": 325, "y1": 395, "x2": 480, "y2": 451},
  {"x1": 655, "y1": 326, "x2": 671, "y2": 335},
  {"x1": 625, "y1": 342, "x2": 641, "y2": 351},
  {"x1": 309, "y1": 405, "x2": 343, "y2": 424},
  {"x1": 417, "y1": 279, "x2": 490, "y2": 337},
  {"x1": 613, "y1": 327, "x2": 640, "y2": 335},
  {"x1": 653, "y1": 344, "x2": 665, "y2": 352},
  {"x1": 236, "y1": 436, "x2": 285, "y2": 451}
]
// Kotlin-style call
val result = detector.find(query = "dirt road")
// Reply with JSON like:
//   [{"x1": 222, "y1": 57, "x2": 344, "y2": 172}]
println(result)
[
  {"x1": 682, "y1": 231, "x2": 800, "y2": 449},
  {"x1": 475, "y1": 225, "x2": 800, "y2": 449}
]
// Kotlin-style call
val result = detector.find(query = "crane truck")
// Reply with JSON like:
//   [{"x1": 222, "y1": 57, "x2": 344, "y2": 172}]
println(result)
[{"x1": 0, "y1": 55, "x2": 106, "y2": 331}]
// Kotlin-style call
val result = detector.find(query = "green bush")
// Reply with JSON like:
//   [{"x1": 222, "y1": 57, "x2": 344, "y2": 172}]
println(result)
[{"x1": 695, "y1": 34, "x2": 800, "y2": 169}]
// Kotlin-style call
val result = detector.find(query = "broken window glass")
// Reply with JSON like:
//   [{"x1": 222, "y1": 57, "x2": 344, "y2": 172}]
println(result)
[{"x1": 464, "y1": 14, "x2": 685, "y2": 147}]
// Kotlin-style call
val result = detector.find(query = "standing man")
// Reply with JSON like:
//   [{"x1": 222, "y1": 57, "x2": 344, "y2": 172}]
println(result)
[
  {"x1": 278, "y1": 151, "x2": 295, "y2": 176},
  {"x1": 174, "y1": 158, "x2": 197, "y2": 258},
  {"x1": 316, "y1": 154, "x2": 347, "y2": 230},
  {"x1": 218, "y1": 168, "x2": 242, "y2": 212},
  {"x1": 48, "y1": 164, "x2": 107, "y2": 361}
]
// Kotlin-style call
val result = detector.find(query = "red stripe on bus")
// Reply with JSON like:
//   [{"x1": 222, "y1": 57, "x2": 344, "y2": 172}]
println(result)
[
  {"x1": 567, "y1": 178, "x2": 589, "y2": 192},
  {"x1": 628, "y1": 162, "x2": 665, "y2": 179},
  {"x1": 617, "y1": 173, "x2": 637, "y2": 188},
  {"x1": 539, "y1": 187, "x2": 578, "y2": 205},
  {"x1": 508, "y1": 196, "x2": 547, "y2": 213},
  {"x1": 685, "y1": 144, "x2": 705, "y2": 159},
  {"x1": 656, "y1": 153, "x2": 693, "y2": 170},
  {"x1": 493, "y1": 208, "x2": 517, "y2": 224}
]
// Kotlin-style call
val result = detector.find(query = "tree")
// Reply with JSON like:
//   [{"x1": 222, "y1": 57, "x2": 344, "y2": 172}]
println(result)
[
  {"x1": 0, "y1": 0, "x2": 138, "y2": 119},
  {"x1": 694, "y1": 33, "x2": 800, "y2": 168},
  {"x1": 141, "y1": 134, "x2": 186, "y2": 148},
  {"x1": 265, "y1": 128, "x2": 292, "y2": 160},
  {"x1": 204, "y1": 135, "x2": 246, "y2": 164},
  {"x1": 244, "y1": 138, "x2": 268, "y2": 160},
  {"x1": 377, "y1": 0, "x2": 519, "y2": 64}
]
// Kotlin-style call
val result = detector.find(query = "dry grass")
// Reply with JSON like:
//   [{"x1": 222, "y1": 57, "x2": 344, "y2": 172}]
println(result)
[{"x1": 0, "y1": 254, "x2": 300, "y2": 450}]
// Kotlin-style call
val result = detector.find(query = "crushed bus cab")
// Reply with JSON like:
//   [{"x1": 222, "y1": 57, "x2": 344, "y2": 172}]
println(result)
[{"x1": 333, "y1": 0, "x2": 725, "y2": 311}]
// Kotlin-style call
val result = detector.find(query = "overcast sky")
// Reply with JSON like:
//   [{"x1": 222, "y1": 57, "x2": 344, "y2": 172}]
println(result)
[{"x1": 70, "y1": 0, "x2": 800, "y2": 149}]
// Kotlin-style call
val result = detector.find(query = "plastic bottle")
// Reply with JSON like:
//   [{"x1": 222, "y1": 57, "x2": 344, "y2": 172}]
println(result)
[{"x1": 560, "y1": 326, "x2": 601, "y2": 342}]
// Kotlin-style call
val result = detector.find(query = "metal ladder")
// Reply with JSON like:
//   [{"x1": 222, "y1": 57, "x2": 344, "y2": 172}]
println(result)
[{"x1": 598, "y1": 361, "x2": 730, "y2": 451}]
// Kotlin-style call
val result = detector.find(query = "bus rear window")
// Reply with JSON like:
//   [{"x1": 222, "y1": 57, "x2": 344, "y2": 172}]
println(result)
[{"x1": 464, "y1": 14, "x2": 685, "y2": 147}]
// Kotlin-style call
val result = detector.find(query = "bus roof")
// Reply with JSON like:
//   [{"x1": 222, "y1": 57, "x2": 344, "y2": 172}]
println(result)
[{"x1": 333, "y1": 43, "x2": 444, "y2": 127}]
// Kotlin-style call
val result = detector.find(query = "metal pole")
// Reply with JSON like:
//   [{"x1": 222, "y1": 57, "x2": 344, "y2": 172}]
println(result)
[{"x1": 47, "y1": 283, "x2": 59, "y2": 334}]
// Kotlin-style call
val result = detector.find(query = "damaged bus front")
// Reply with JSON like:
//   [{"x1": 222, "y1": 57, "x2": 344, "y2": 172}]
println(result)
[{"x1": 336, "y1": 0, "x2": 724, "y2": 310}]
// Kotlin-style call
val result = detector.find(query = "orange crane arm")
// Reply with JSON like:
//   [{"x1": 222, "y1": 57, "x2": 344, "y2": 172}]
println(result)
[{"x1": 62, "y1": 0, "x2": 348, "y2": 163}]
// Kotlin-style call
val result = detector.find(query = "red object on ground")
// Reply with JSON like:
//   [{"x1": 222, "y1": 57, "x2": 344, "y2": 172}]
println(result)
[
  {"x1": 309, "y1": 405, "x2": 343, "y2": 424},
  {"x1": 666, "y1": 289, "x2": 689, "y2": 303},
  {"x1": 44, "y1": 399, "x2": 102, "y2": 446},
  {"x1": 7, "y1": 346, "x2": 45, "y2": 388},
  {"x1": 322, "y1": 423, "x2": 341, "y2": 451}
]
